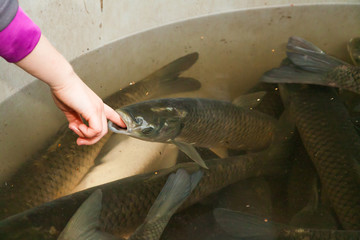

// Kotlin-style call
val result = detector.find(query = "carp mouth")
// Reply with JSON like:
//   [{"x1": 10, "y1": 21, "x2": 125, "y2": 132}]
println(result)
[{"x1": 108, "y1": 109, "x2": 133, "y2": 135}]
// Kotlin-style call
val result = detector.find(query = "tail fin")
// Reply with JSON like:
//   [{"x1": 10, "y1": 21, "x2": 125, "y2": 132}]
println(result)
[
  {"x1": 348, "y1": 37, "x2": 360, "y2": 66},
  {"x1": 105, "y1": 52, "x2": 201, "y2": 107},
  {"x1": 150, "y1": 52, "x2": 199, "y2": 79},
  {"x1": 213, "y1": 208, "x2": 277, "y2": 239},
  {"x1": 147, "y1": 52, "x2": 201, "y2": 97},
  {"x1": 286, "y1": 36, "x2": 349, "y2": 73},
  {"x1": 261, "y1": 65, "x2": 328, "y2": 86},
  {"x1": 58, "y1": 190, "x2": 117, "y2": 240},
  {"x1": 152, "y1": 77, "x2": 201, "y2": 98},
  {"x1": 131, "y1": 169, "x2": 203, "y2": 239}
]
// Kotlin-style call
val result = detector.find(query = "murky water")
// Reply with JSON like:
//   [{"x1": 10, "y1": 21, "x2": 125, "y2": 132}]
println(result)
[{"x1": 1, "y1": 6, "x2": 360, "y2": 237}]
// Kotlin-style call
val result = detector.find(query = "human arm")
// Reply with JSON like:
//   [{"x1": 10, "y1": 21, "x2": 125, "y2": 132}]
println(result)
[
  {"x1": 16, "y1": 34, "x2": 126, "y2": 145},
  {"x1": 0, "y1": 4, "x2": 125, "y2": 145}
]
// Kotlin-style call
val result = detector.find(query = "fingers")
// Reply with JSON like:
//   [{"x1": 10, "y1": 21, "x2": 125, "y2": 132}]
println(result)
[
  {"x1": 104, "y1": 104, "x2": 126, "y2": 128},
  {"x1": 77, "y1": 113, "x2": 107, "y2": 145},
  {"x1": 68, "y1": 118, "x2": 86, "y2": 138},
  {"x1": 51, "y1": 78, "x2": 124, "y2": 145},
  {"x1": 77, "y1": 104, "x2": 125, "y2": 145}
]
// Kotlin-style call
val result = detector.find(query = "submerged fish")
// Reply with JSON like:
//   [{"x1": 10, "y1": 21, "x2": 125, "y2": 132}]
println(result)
[
  {"x1": 336, "y1": 37, "x2": 360, "y2": 113},
  {"x1": 262, "y1": 36, "x2": 360, "y2": 94},
  {"x1": 161, "y1": 203, "x2": 233, "y2": 240},
  {"x1": 0, "y1": 125, "x2": 292, "y2": 240},
  {"x1": 0, "y1": 52, "x2": 201, "y2": 219},
  {"x1": 289, "y1": 177, "x2": 338, "y2": 230},
  {"x1": 109, "y1": 97, "x2": 277, "y2": 168},
  {"x1": 262, "y1": 61, "x2": 360, "y2": 229},
  {"x1": 348, "y1": 37, "x2": 360, "y2": 66},
  {"x1": 214, "y1": 208, "x2": 360, "y2": 240},
  {"x1": 217, "y1": 177, "x2": 272, "y2": 218},
  {"x1": 286, "y1": 135, "x2": 319, "y2": 217},
  {"x1": 244, "y1": 83, "x2": 284, "y2": 119},
  {"x1": 59, "y1": 169, "x2": 203, "y2": 240}
]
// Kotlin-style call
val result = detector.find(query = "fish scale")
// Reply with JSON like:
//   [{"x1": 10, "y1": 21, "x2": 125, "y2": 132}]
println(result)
[
  {"x1": 99, "y1": 153, "x2": 288, "y2": 237},
  {"x1": 0, "y1": 141, "x2": 291, "y2": 240},
  {"x1": 325, "y1": 65, "x2": 360, "y2": 93},
  {"x1": 176, "y1": 98, "x2": 276, "y2": 151},
  {"x1": 283, "y1": 84, "x2": 360, "y2": 230}
]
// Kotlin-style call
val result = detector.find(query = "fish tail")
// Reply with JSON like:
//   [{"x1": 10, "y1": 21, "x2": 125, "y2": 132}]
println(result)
[
  {"x1": 145, "y1": 52, "x2": 201, "y2": 98},
  {"x1": 155, "y1": 77, "x2": 201, "y2": 97},
  {"x1": 58, "y1": 189, "x2": 117, "y2": 240},
  {"x1": 213, "y1": 208, "x2": 277, "y2": 239},
  {"x1": 131, "y1": 169, "x2": 203, "y2": 239},
  {"x1": 260, "y1": 64, "x2": 329, "y2": 88},
  {"x1": 153, "y1": 52, "x2": 200, "y2": 91},
  {"x1": 153, "y1": 52, "x2": 199, "y2": 78},
  {"x1": 286, "y1": 36, "x2": 348, "y2": 73}
]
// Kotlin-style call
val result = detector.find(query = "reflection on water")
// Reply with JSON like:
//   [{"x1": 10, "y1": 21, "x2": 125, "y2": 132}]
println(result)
[{"x1": 1, "y1": 35, "x2": 360, "y2": 239}]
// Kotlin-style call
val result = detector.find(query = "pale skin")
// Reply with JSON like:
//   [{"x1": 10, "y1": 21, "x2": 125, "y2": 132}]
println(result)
[{"x1": 16, "y1": 34, "x2": 126, "y2": 145}]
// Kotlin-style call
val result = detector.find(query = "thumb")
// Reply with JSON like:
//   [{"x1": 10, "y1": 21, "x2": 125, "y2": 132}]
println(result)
[{"x1": 104, "y1": 104, "x2": 126, "y2": 128}]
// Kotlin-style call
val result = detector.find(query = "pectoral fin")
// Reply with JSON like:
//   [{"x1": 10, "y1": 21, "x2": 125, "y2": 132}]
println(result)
[
  {"x1": 172, "y1": 141, "x2": 208, "y2": 169},
  {"x1": 130, "y1": 169, "x2": 203, "y2": 240},
  {"x1": 58, "y1": 190, "x2": 119, "y2": 240}
]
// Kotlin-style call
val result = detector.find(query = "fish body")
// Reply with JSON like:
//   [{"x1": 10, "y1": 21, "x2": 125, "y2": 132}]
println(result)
[
  {"x1": 261, "y1": 37, "x2": 360, "y2": 229},
  {"x1": 58, "y1": 169, "x2": 203, "y2": 240},
  {"x1": 287, "y1": 136, "x2": 318, "y2": 218},
  {"x1": 0, "y1": 52, "x2": 201, "y2": 219},
  {"x1": 0, "y1": 140, "x2": 291, "y2": 240},
  {"x1": 214, "y1": 208, "x2": 360, "y2": 240},
  {"x1": 110, "y1": 98, "x2": 277, "y2": 151},
  {"x1": 279, "y1": 84, "x2": 360, "y2": 230}
]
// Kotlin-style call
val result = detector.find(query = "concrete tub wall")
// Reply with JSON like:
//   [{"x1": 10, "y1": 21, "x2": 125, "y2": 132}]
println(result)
[
  {"x1": 0, "y1": 1, "x2": 359, "y2": 182},
  {"x1": 0, "y1": 0, "x2": 358, "y2": 102}
]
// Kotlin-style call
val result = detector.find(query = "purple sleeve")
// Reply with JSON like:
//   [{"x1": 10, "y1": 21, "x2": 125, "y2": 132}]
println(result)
[{"x1": 0, "y1": 7, "x2": 41, "y2": 63}]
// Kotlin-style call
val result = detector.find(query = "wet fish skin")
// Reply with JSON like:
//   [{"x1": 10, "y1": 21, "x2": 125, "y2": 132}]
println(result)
[
  {"x1": 58, "y1": 169, "x2": 203, "y2": 240},
  {"x1": 214, "y1": 208, "x2": 360, "y2": 240},
  {"x1": 110, "y1": 98, "x2": 277, "y2": 151},
  {"x1": 287, "y1": 135, "x2": 319, "y2": 218},
  {"x1": 262, "y1": 49, "x2": 360, "y2": 229},
  {"x1": 277, "y1": 83, "x2": 360, "y2": 230},
  {"x1": 0, "y1": 52, "x2": 201, "y2": 220},
  {"x1": 0, "y1": 141, "x2": 291, "y2": 240}
]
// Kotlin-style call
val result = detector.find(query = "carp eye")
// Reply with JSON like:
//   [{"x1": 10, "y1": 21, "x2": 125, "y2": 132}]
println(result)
[
  {"x1": 135, "y1": 117, "x2": 143, "y2": 125},
  {"x1": 141, "y1": 127, "x2": 154, "y2": 135}
]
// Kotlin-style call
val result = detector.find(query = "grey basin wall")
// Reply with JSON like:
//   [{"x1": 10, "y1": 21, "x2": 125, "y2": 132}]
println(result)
[{"x1": 1, "y1": 4, "x2": 359, "y2": 182}]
